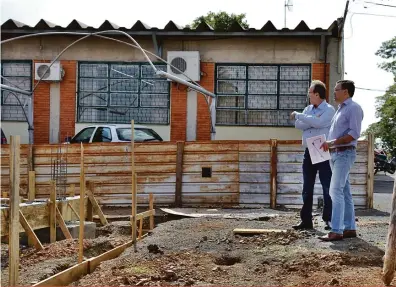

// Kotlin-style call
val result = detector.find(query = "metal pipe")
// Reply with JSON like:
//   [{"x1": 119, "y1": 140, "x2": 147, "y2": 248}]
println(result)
[{"x1": 0, "y1": 84, "x2": 32, "y2": 96}]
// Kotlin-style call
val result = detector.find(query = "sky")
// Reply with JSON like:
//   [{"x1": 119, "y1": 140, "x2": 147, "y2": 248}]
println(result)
[{"x1": 1, "y1": 0, "x2": 395, "y2": 132}]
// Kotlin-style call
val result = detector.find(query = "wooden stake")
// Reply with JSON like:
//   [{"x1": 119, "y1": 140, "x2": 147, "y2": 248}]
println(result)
[
  {"x1": 86, "y1": 182, "x2": 94, "y2": 222},
  {"x1": 19, "y1": 210, "x2": 44, "y2": 251},
  {"x1": 132, "y1": 173, "x2": 137, "y2": 252},
  {"x1": 49, "y1": 181, "x2": 57, "y2": 243},
  {"x1": 367, "y1": 133, "x2": 374, "y2": 209},
  {"x1": 270, "y1": 139, "x2": 278, "y2": 209},
  {"x1": 9, "y1": 135, "x2": 20, "y2": 287},
  {"x1": 56, "y1": 207, "x2": 72, "y2": 239},
  {"x1": 28, "y1": 171, "x2": 36, "y2": 201},
  {"x1": 149, "y1": 193, "x2": 154, "y2": 230},
  {"x1": 382, "y1": 178, "x2": 396, "y2": 286},
  {"x1": 79, "y1": 143, "x2": 85, "y2": 263}
]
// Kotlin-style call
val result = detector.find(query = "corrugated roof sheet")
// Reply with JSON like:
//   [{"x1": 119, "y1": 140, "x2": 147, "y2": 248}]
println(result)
[{"x1": 1, "y1": 18, "x2": 341, "y2": 36}]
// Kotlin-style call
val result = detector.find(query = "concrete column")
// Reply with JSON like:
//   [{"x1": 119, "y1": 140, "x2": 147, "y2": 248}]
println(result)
[
  {"x1": 49, "y1": 82, "x2": 60, "y2": 143},
  {"x1": 186, "y1": 90, "x2": 197, "y2": 141}
]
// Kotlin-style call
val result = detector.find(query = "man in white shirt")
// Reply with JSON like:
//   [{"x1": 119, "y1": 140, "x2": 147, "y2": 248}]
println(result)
[{"x1": 290, "y1": 80, "x2": 335, "y2": 230}]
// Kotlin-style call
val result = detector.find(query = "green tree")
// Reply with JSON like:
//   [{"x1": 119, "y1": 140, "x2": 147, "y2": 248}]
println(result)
[
  {"x1": 375, "y1": 36, "x2": 396, "y2": 77},
  {"x1": 363, "y1": 83, "x2": 396, "y2": 156},
  {"x1": 364, "y1": 36, "x2": 396, "y2": 156},
  {"x1": 189, "y1": 11, "x2": 249, "y2": 30}
]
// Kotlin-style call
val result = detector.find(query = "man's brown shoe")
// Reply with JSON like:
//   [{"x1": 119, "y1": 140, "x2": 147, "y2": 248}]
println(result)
[
  {"x1": 343, "y1": 230, "x2": 357, "y2": 238},
  {"x1": 319, "y1": 232, "x2": 343, "y2": 241}
]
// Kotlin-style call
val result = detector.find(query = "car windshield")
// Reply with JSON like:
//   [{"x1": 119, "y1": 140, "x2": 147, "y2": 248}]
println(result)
[{"x1": 116, "y1": 128, "x2": 162, "y2": 142}]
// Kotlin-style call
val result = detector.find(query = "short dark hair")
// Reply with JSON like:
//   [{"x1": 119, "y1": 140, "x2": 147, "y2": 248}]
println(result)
[
  {"x1": 311, "y1": 80, "x2": 327, "y2": 99},
  {"x1": 337, "y1": 80, "x2": 355, "y2": 97}
]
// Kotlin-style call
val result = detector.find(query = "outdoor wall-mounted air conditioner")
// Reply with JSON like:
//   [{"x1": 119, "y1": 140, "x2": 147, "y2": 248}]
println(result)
[
  {"x1": 167, "y1": 51, "x2": 200, "y2": 82},
  {"x1": 34, "y1": 62, "x2": 63, "y2": 81}
]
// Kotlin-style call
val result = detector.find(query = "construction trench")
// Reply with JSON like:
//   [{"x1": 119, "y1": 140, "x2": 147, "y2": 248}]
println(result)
[{"x1": 1, "y1": 133, "x2": 396, "y2": 286}]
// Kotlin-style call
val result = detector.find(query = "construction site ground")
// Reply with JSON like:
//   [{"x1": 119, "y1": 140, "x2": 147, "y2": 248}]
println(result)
[
  {"x1": 1, "y1": 174, "x2": 394, "y2": 286},
  {"x1": 0, "y1": 207, "x2": 390, "y2": 287}
]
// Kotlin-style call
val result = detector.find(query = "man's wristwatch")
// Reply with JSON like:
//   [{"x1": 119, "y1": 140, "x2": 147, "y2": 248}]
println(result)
[{"x1": 327, "y1": 140, "x2": 336, "y2": 148}]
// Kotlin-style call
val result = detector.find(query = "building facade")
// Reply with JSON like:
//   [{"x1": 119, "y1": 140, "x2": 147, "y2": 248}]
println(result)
[{"x1": 0, "y1": 18, "x2": 344, "y2": 144}]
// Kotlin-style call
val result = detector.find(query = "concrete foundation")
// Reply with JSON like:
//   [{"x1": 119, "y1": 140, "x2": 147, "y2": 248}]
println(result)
[{"x1": 19, "y1": 221, "x2": 96, "y2": 245}]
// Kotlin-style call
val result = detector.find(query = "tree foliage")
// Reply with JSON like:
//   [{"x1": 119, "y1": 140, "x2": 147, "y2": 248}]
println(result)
[
  {"x1": 189, "y1": 11, "x2": 249, "y2": 30},
  {"x1": 375, "y1": 36, "x2": 396, "y2": 77},
  {"x1": 363, "y1": 83, "x2": 396, "y2": 156},
  {"x1": 363, "y1": 36, "x2": 396, "y2": 156}
]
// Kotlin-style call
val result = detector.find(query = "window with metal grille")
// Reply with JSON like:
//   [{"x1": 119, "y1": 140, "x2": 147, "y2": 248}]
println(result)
[
  {"x1": 215, "y1": 64, "x2": 311, "y2": 126},
  {"x1": 77, "y1": 62, "x2": 170, "y2": 124},
  {"x1": 1, "y1": 61, "x2": 32, "y2": 121}
]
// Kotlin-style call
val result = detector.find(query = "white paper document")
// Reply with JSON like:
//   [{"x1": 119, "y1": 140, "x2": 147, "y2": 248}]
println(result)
[{"x1": 306, "y1": 134, "x2": 331, "y2": 164}]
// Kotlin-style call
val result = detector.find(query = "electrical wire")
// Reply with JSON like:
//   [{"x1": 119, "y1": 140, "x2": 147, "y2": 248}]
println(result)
[
  {"x1": 356, "y1": 87, "x2": 388, "y2": 92},
  {"x1": 1, "y1": 30, "x2": 215, "y2": 136},
  {"x1": 363, "y1": 1, "x2": 396, "y2": 8}
]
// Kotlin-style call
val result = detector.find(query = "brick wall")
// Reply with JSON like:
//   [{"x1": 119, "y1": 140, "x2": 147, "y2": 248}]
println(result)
[
  {"x1": 33, "y1": 60, "x2": 77, "y2": 144},
  {"x1": 197, "y1": 62, "x2": 214, "y2": 141},
  {"x1": 312, "y1": 63, "x2": 330, "y2": 102},
  {"x1": 59, "y1": 60, "x2": 76, "y2": 141},
  {"x1": 33, "y1": 60, "x2": 50, "y2": 144},
  {"x1": 170, "y1": 82, "x2": 187, "y2": 141}
]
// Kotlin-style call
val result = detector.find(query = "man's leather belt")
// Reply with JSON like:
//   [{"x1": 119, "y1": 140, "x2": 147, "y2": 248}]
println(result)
[{"x1": 329, "y1": 146, "x2": 356, "y2": 153}]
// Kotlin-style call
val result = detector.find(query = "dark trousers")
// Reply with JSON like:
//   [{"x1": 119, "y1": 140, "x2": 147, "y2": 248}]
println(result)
[{"x1": 301, "y1": 148, "x2": 332, "y2": 224}]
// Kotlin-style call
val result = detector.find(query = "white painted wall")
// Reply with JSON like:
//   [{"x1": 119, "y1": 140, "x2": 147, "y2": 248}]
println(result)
[
  {"x1": 186, "y1": 90, "x2": 197, "y2": 141},
  {"x1": 1, "y1": 122, "x2": 29, "y2": 143},
  {"x1": 215, "y1": 126, "x2": 302, "y2": 140},
  {"x1": 49, "y1": 82, "x2": 60, "y2": 143},
  {"x1": 74, "y1": 123, "x2": 171, "y2": 141}
]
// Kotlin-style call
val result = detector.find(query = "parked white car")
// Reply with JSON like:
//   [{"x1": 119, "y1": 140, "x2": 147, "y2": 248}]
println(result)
[{"x1": 67, "y1": 124, "x2": 163, "y2": 143}]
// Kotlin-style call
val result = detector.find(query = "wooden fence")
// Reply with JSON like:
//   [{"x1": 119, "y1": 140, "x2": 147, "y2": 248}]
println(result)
[{"x1": 0, "y1": 138, "x2": 374, "y2": 209}]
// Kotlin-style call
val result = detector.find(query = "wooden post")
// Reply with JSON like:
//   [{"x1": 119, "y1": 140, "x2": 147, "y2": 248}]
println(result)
[
  {"x1": 86, "y1": 185, "x2": 108, "y2": 226},
  {"x1": 131, "y1": 120, "x2": 137, "y2": 251},
  {"x1": 149, "y1": 193, "x2": 154, "y2": 230},
  {"x1": 132, "y1": 172, "x2": 137, "y2": 252},
  {"x1": 367, "y1": 133, "x2": 374, "y2": 209},
  {"x1": 270, "y1": 139, "x2": 278, "y2": 209},
  {"x1": 79, "y1": 143, "x2": 85, "y2": 263},
  {"x1": 28, "y1": 171, "x2": 36, "y2": 201},
  {"x1": 49, "y1": 181, "x2": 57, "y2": 243},
  {"x1": 9, "y1": 135, "x2": 20, "y2": 287},
  {"x1": 175, "y1": 141, "x2": 184, "y2": 207},
  {"x1": 56, "y1": 207, "x2": 72, "y2": 239},
  {"x1": 382, "y1": 178, "x2": 396, "y2": 285},
  {"x1": 138, "y1": 218, "x2": 143, "y2": 240}
]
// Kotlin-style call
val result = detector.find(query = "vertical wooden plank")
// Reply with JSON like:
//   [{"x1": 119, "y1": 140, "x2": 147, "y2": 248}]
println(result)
[
  {"x1": 367, "y1": 134, "x2": 374, "y2": 209},
  {"x1": 270, "y1": 139, "x2": 278, "y2": 209},
  {"x1": 132, "y1": 172, "x2": 137, "y2": 252},
  {"x1": 382, "y1": 178, "x2": 396, "y2": 285},
  {"x1": 149, "y1": 193, "x2": 154, "y2": 230},
  {"x1": 86, "y1": 181, "x2": 93, "y2": 221},
  {"x1": 19, "y1": 210, "x2": 44, "y2": 251},
  {"x1": 28, "y1": 171, "x2": 36, "y2": 201},
  {"x1": 175, "y1": 141, "x2": 184, "y2": 207},
  {"x1": 79, "y1": 143, "x2": 85, "y2": 263},
  {"x1": 49, "y1": 181, "x2": 56, "y2": 243},
  {"x1": 9, "y1": 135, "x2": 20, "y2": 287}
]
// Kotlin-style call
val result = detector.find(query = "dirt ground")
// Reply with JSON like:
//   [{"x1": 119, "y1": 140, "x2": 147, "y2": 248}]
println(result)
[
  {"x1": 73, "y1": 208, "x2": 388, "y2": 287},
  {"x1": 0, "y1": 208, "x2": 391, "y2": 286},
  {"x1": 1, "y1": 221, "x2": 132, "y2": 286}
]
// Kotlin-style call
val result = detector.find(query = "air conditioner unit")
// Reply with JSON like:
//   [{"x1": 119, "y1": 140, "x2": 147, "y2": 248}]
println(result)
[
  {"x1": 34, "y1": 62, "x2": 63, "y2": 81},
  {"x1": 167, "y1": 51, "x2": 200, "y2": 82}
]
